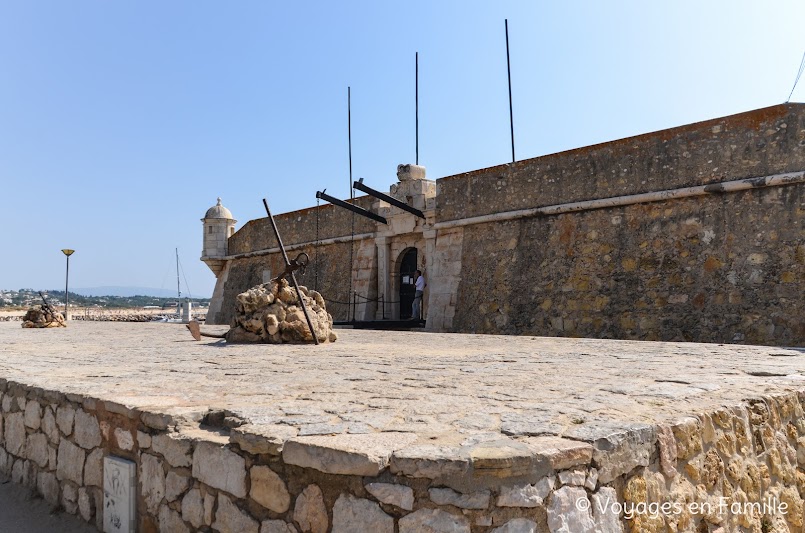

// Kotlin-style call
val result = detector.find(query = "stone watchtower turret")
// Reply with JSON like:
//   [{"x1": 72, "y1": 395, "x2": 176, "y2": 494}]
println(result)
[{"x1": 201, "y1": 198, "x2": 236, "y2": 277}]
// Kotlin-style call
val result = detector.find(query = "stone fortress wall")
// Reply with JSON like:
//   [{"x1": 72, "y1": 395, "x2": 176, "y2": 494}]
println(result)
[
  {"x1": 206, "y1": 104, "x2": 805, "y2": 345},
  {"x1": 1, "y1": 375, "x2": 804, "y2": 531}
]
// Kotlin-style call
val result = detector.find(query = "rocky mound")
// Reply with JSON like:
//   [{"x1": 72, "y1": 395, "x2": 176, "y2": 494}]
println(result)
[
  {"x1": 21, "y1": 305, "x2": 66, "y2": 328},
  {"x1": 226, "y1": 279, "x2": 336, "y2": 344}
]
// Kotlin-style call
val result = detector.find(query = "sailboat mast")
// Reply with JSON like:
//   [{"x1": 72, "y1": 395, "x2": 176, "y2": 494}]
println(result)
[{"x1": 176, "y1": 248, "x2": 181, "y2": 299}]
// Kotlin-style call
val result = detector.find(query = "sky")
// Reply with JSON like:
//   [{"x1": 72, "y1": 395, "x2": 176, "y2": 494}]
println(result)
[{"x1": 1, "y1": 1, "x2": 804, "y2": 298}]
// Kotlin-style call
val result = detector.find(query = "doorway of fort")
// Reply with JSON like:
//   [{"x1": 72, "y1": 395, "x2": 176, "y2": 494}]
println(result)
[{"x1": 398, "y1": 248, "x2": 417, "y2": 319}]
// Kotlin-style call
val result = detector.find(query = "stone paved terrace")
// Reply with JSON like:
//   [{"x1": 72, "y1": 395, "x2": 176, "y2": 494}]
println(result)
[
  {"x1": 1, "y1": 321, "x2": 804, "y2": 532},
  {"x1": 2, "y1": 322, "x2": 802, "y2": 441}
]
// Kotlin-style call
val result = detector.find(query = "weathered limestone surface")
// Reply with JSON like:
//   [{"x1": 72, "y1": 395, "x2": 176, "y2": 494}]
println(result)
[
  {"x1": 231, "y1": 424, "x2": 297, "y2": 455},
  {"x1": 429, "y1": 487, "x2": 490, "y2": 510},
  {"x1": 159, "y1": 505, "x2": 189, "y2": 533},
  {"x1": 113, "y1": 427, "x2": 134, "y2": 451},
  {"x1": 261, "y1": 520, "x2": 298, "y2": 533},
  {"x1": 56, "y1": 404, "x2": 75, "y2": 436},
  {"x1": 73, "y1": 410, "x2": 101, "y2": 449},
  {"x1": 140, "y1": 453, "x2": 166, "y2": 514},
  {"x1": 497, "y1": 477, "x2": 554, "y2": 508},
  {"x1": 283, "y1": 432, "x2": 417, "y2": 476},
  {"x1": 181, "y1": 488, "x2": 205, "y2": 529},
  {"x1": 213, "y1": 493, "x2": 259, "y2": 533},
  {"x1": 546, "y1": 486, "x2": 595, "y2": 532},
  {"x1": 332, "y1": 494, "x2": 393, "y2": 533},
  {"x1": 25, "y1": 432, "x2": 49, "y2": 468},
  {"x1": 56, "y1": 439, "x2": 84, "y2": 485},
  {"x1": 0, "y1": 323, "x2": 804, "y2": 532},
  {"x1": 78, "y1": 487, "x2": 95, "y2": 523},
  {"x1": 24, "y1": 400, "x2": 41, "y2": 429},
  {"x1": 293, "y1": 484, "x2": 328, "y2": 533},
  {"x1": 62, "y1": 482, "x2": 78, "y2": 514},
  {"x1": 5, "y1": 412, "x2": 26, "y2": 456},
  {"x1": 151, "y1": 432, "x2": 192, "y2": 467},
  {"x1": 390, "y1": 444, "x2": 470, "y2": 480},
  {"x1": 490, "y1": 519, "x2": 538, "y2": 533},
  {"x1": 192, "y1": 441, "x2": 247, "y2": 498},
  {"x1": 83, "y1": 448, "x2": 103, "y2": 487},
  {"x1": 165, "y1": 470, "x2": 191, "y2": 502},
  {"x1": 591, "y1": 488, "x2": 623, "y2": 533},
  {"x1": 41, "y1": 407, "x2": 59, "y2": 444},
  {"x1": 366, "y1": 482, "x2": 415, "y2": 510},
  {"x1": 564, "y1": 422, "x2": 656, "y2": 484},
  {"x1": 399, "y1": 508, "x2": 471, "y2": 533},
  {"x1": 203, "y1": 492, "x2": 215, "y2": 527},
  {"x1": 250, "y1": 465, "x2": 290, "y2": 513}
]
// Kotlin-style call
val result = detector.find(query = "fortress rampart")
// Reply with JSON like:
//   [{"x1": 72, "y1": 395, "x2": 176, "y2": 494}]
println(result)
[{"x1": 204, "y1": 104, "x2": 805, "y2": 345}]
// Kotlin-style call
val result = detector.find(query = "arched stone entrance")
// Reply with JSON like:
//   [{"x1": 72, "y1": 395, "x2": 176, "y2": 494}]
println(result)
[{"x1": 397, "y1": 248, "x2": 418, "y2": 319}]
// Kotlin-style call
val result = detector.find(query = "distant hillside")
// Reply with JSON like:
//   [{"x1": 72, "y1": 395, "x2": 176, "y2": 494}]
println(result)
[
  {"x1": 74, "y1": 286, "x2": 206, "y2": 298},
  {"x1": 0, "y1": 289, "x2": 210, "y2": 309}
]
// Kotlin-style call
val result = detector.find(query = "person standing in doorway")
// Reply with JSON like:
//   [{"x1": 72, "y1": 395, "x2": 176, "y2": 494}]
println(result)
[{"x1": 412, "y1": 269, "x2": 426, "y2": 320}]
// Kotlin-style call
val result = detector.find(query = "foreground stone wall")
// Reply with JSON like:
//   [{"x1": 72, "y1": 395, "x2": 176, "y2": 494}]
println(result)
[
  {"x1": 453, "y1": 184, "x2": 804, "y2": 345},
  {"x1": 1, "y1": 379, "x2": 804, "y2": 532}
]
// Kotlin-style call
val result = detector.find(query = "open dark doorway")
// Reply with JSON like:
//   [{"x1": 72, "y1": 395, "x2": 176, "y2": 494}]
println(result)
[{"x1": 399, "y1": 248, "x2": 417, "y2": 319}]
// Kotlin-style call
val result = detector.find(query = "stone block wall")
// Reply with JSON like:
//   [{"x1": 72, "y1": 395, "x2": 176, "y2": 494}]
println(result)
[
  {"x1": 425, "y1": 228, "x2": 464, "y2": 332},
  {"x1": 453, "y1": 184, "x2": 804, "y2": 345},
  {"x1": 351, "y1": 239, "x2": 378, "y2": 321},
  {"x1": 203, "y1": 225, "x2": 227, "y2": 258},
  {"x1": 227, "y1": 197, "x2": 377, "y2": 256},
  {"x1": 1, "y1": 379, "x2": 804, "y2": 532},
  {"x1": 211, "y1": 238, "x2": 368, "y2": 326},
  {"x1": 436, "y1": 103, "x2": 805, "y2": 223}
]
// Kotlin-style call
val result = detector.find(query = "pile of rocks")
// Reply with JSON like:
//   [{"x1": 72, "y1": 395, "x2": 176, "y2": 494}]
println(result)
[
  {"x1": 21, "y1": 305, "x2": 66, "y2": 328},
  {"x1": 227, "y1": 279, "x2": 336, "y2": 344}
]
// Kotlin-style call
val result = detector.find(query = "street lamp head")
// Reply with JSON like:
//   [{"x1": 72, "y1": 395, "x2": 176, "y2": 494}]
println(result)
[{"x1": 61, "y1": 249, "x2": 75, "y2": 257}]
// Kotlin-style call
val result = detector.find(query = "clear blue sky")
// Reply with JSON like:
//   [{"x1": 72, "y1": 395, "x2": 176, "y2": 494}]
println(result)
[{"x1": 1, "y1": 1, "x2": 804, "y2": 297}]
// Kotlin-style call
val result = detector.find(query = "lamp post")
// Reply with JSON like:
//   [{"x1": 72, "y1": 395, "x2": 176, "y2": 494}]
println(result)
[{"x1": 61, "y1": 249, "x2": 75, "y2": 320}]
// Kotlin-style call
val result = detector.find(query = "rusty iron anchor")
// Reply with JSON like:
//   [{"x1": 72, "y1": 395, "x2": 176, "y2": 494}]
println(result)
[{"x1": 272, "y1": 252, "x2": 309, "y2": 283}]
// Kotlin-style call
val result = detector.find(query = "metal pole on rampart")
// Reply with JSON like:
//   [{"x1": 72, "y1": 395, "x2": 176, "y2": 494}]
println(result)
[{"x1": 505, "y1": 19, "x2": 515, "y2": 164}]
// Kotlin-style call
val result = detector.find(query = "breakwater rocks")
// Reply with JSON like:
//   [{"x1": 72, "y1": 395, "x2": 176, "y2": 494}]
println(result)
[
  {"x1": 1, "y1": 313, "x2": 208, "y2": 323},
  {"x1": 73, "y1": 314, "x2": 207, "y2": 323},
  {"x1": 73, "y1": 314, "x2": 159, "y2": 323}
]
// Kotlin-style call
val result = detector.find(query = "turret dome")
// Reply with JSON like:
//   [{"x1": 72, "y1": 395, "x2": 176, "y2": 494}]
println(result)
[{"x1": 205, "y1": 198, "x2": 233, "y2": 220}]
